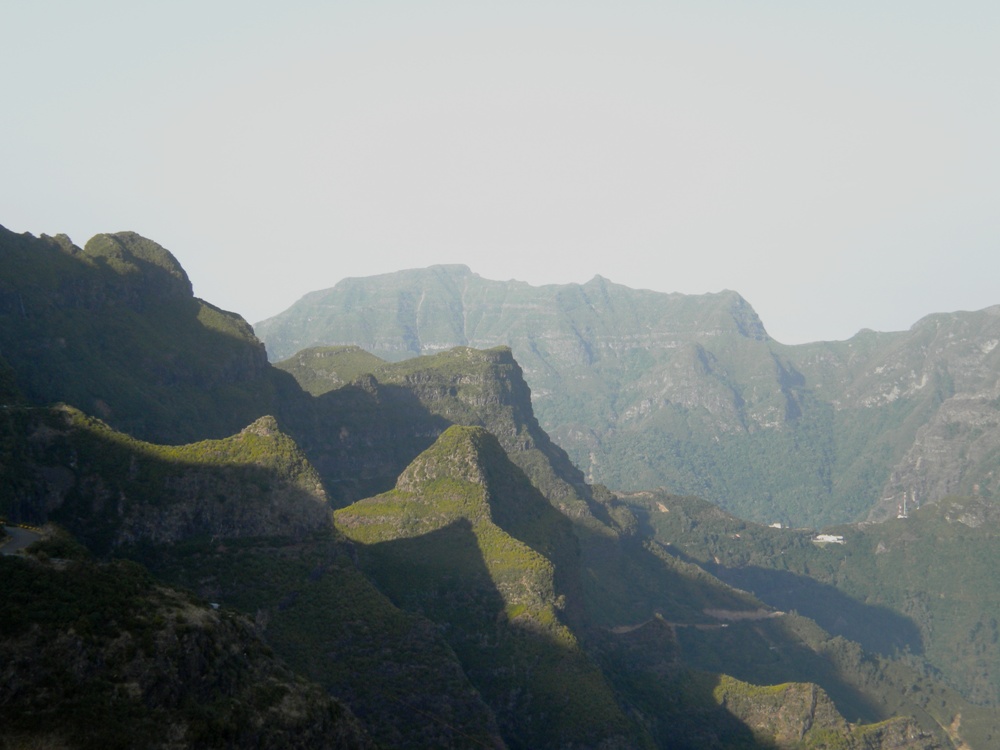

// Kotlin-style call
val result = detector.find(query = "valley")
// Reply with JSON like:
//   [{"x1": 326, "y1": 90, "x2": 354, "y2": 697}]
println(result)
[{"x1": 3, "y1": 225, "x2": 1000, "y2": 748}]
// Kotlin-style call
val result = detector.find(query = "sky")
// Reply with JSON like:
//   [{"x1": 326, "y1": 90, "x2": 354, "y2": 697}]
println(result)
[{"x1": 3, "y1": 1, "x2": 999, "y2": 344}]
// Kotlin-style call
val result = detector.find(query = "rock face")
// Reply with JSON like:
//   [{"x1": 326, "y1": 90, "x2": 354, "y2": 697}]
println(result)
[
  {"x1": 851, "y1": 309, "x2": 1000, "y2": 521},
  {"x1": 257, "y1": 266, "x2": 1000, "y2": 526},
  {"x1": 275, "y1": 345, "x2": 606, "y2": 526},
  {"x1": 4, "y1": 228, "x2": 988, "y2": 749}
]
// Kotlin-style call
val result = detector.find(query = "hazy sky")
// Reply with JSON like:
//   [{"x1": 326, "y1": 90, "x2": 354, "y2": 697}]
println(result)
[{"x1": 4, "y1": 1, "x2": 999, "y2": 344}]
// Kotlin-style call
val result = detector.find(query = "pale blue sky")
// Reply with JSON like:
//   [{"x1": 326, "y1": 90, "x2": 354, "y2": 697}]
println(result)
[{"x1": 4, "y1": 1, "x2": 999, "y2": 343}]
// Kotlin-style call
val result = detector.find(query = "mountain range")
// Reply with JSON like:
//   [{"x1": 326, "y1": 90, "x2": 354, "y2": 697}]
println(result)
[
  {"x1": 255, "y1": 264, "x2": 1000, "y2": 528},
  {"x1": 4, "y1": 225, "x2": 1000, "y2": 748}
]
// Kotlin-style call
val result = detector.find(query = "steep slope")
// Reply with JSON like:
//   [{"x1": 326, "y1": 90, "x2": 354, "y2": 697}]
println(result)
[
  {"x1": 2, "y1": 226, "x2": 980, "y2": 748},
  {"x1": 277, "y1": 345, "x2": 604, "y2": 523},
  {"x1": 255, "y1": 265, "x2": 770, "y2": 364},
  {"x1": 711, "y1": 676, "x2": 939, "y2": 750},
  {"x1": 0, "y1": 553, "x2": 373, "y2": 750},
  {"x1": 0, "y1": 230, "x2": 602, "y2": 529},
  {"x1": 618, "y1": 489, "x2": 1000, "y2": 748},
  {"x1": 257, "y1": 266, "x2": 1000, "y2": 526},
  {"x1": 333, "y1": 426, "x2": 946, "y2": 749},
  {"x1": 135, "y1": 531, "x2": 506, "y2": 749},
  {"x1": 334, "y1": 425, "x2": 636, "y2": 749},
  {"x1": 1, "y1": 405, "x2": 504, "y2": 748}
]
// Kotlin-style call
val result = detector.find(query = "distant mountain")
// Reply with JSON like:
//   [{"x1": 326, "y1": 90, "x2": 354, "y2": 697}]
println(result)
[{"x1": 256, "y1": 265, "x2": 1000, "y2": 527}]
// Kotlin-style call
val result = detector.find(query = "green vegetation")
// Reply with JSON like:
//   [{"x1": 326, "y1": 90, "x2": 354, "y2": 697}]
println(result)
[
  {"x1": 0, "y1": 404, "x2": 329, "y2": 553},
  {"x1": 276, "y1": 344, "x2": 608, "y2": 528},
  {"x1": 4, "y1": 227, "x2": 989, "y2": 748},
  {"x1": 711, "y1": 675, "x2": 934, "y2": 750},
  {"x1": 0, "y1": 554, "x2": 371, "y2": 750},
  {"x1": 273, "y1": 345, "x2": 388, "y2": 395},
  {"x1": 128, "y1": 531, "x2": 503, "y2": 748},
  {"x1": 258, "y1": 265, "x2": 1000, "y2": 527},
  {"x1": 335, "y1": 426, "x2": 637, "y2": 748},
  {"x1": 0, "y1": 226, "x2": 278, "y2": 445},
  {"x1": 621, "y1": 489, "x2": 1000, "y2": 748}
]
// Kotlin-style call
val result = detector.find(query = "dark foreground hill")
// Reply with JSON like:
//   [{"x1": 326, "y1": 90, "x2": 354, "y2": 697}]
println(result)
[
  {"x1": 255, "y1": 264, "x2": 1000, "y2": 527},
  {"x1": 0, "y1": 551, "x2": 374, "y2": 750},
  {"x1": 2, "y1": 226, "x2": 990, "y2": 748}
]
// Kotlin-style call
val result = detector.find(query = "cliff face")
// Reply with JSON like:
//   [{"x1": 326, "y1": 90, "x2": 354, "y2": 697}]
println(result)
[
  {"x1": 275, "y1": 345, "x2": 608, "y2": 527},
  {"x1": 258, "y1": 266, "x2": 1000, "y2": 526},
  {"x1": 860, "y1": 309, "x2": 1000, "y2": 520}
]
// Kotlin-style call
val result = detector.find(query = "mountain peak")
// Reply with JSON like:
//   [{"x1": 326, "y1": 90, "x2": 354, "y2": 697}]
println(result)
[
  {"x1": 396, "y1": 424, "x2": 497, "y2": 492},
  {"x1": 240, "y1": 414, "x2": 281, "y2": 437},
  {"x1": 83, "y1": 231, "x2": 193, "y2": 300}
]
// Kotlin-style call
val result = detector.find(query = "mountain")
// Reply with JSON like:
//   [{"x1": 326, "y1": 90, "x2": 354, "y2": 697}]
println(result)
[
  {"x1": 616, "y1": 489, "x2": 1000, "y2": 747},
  {"x1": 0, "y1": 552, "x2": 374, "y2": 750},
  {"x1": 334, "y1": 424, "x2": 953, "y2": 749},
  {"x1": 255, "y1": 265, "x2": 1000, "y2": 527},
  {"x1": 0, "y1": 229, "x2": 596, "y2": 523},
  {"x1": 274, "y1": 344, "x2": 606, "y2": 523},
  {"x1": 1, "y1": 227, "x2": 984, "y2": 748},
  {"x1": 0, "y1": 225, "x2": 278, "y2": 444},
  {"x1": 334, "y1": 425, "x2": 635, "y2": 748},
  {"x1": 1, "y1": 408, "x2": 506, "y2": 748},
  {"x1": 1, "y1": 405, "x2": 330, "y2": 554}
]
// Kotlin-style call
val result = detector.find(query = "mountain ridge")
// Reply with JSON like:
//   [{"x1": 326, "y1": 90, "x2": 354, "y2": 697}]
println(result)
[
  {"x1": 257, "y1": 265, "x2": 1000, "y2": 527},
  {"x1": 3, "y1": 226, "x2": 986, "y2": 748}
]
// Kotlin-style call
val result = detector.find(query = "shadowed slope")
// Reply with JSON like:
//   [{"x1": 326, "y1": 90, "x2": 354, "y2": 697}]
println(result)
[
  {"x1": 0, "y1": 226, "x2": 278, "y2": 443},
  {"x1": 335, "y1": 426, "x2": 639, "y2": 749}
]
